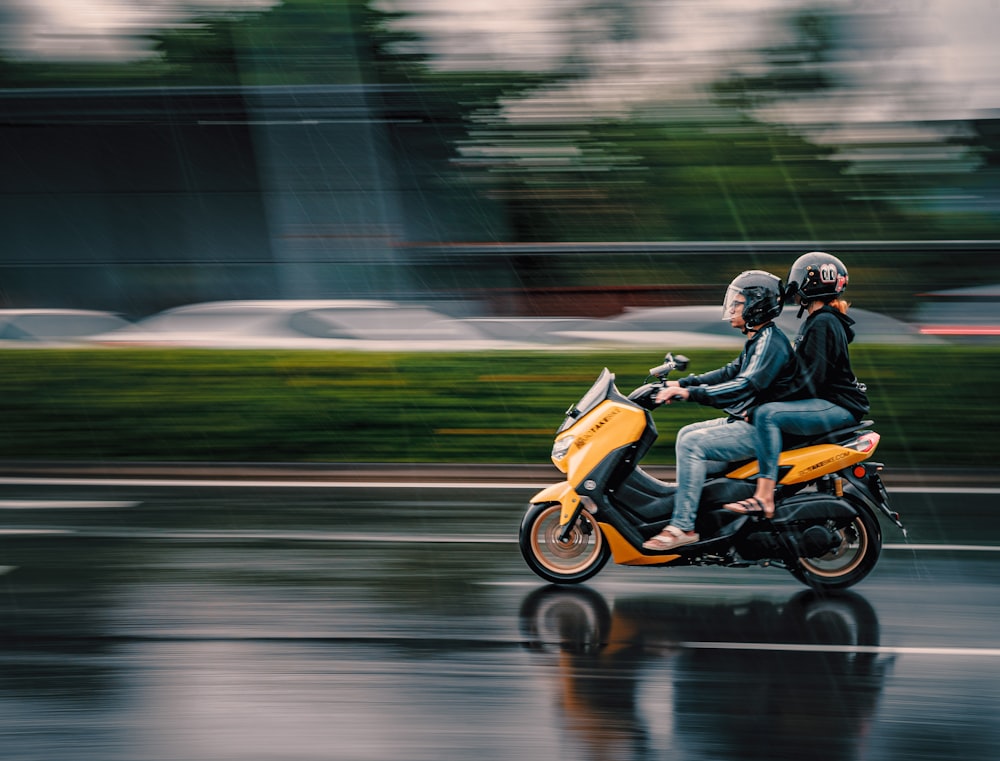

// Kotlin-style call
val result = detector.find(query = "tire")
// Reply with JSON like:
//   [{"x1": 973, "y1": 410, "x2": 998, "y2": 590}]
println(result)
[
  {"x1": 519, "y1": 502, "x2": 611, "y2": 584},
  {"x1": 789, "y1": 503, "x2": 882, "y2": 591},
  {"x1": 518, "y1": 585, "x2": 611, "y2": 654}
]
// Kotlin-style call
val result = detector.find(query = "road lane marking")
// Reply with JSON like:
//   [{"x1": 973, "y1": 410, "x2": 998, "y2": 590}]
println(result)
[
  {"x1": 28, "y1": 529, "x2": 507, "y2": 543},
  {"x1": 681, "y1": 641, "x2": 1000, "y2": 658},
  {"x1": 0, "y1": 500, "x2": 140, "y2": 509},
  {"x1": 0, "y1": 477, "x2": 552, "y2": 489},
  {"x1": 0, "y1": 529, "x2": 75, "y2": 535},
  {"x1": 0, "y1": 528, "x2": 996, "y2": 551},
  {"x1": 0, "y1": 476, "x2": 998, "y2": 495},
  {"x1": 885, "y1": 543, "x2": 1000, "y2": 551},
  {"x1": 892, "y1": 486, "x2": 1000, "y2": 495}
]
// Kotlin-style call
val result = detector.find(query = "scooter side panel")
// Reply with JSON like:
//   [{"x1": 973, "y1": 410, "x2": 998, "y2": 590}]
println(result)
[
  {"x1": 726, "y1": 443, "x2": 874, "y2": 485},
  {"x1": 767, "y1": 492, "x2": 859, "y2": 526},
  {"x1": 599, "y1": 522, "x2": 682, "y2": 565},
  {"x1": 614, "y1": 468, "x2": 676, "y2": 523},
  {"x1": 557, "y1": 401, "x2": 647, "y2": 483}
]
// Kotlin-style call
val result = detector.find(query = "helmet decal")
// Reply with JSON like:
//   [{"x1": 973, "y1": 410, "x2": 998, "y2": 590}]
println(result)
[{"x1": 788, "y1": 251, "x2": 849, "y2": 303}]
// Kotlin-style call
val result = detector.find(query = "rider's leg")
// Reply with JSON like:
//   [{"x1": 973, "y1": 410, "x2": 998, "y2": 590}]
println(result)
[{"x1": 645, "y1": 417, "x2": 755, "y2": 549}]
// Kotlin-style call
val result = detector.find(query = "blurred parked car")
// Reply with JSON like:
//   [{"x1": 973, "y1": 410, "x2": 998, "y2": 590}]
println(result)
[
  {"x1": 0, "y1": 309, "x2": 130, "y2": 344},
  {"x1": 87, "y1": 300, "x2": 508, "y2": 350},
  {"x1": 542, "y1": 304, "x2": 937, "y2": 348},
  {"x1": 915, "y1": 284, "x2": 1000, "y2": 340},
  {"x1": 84, "y1": 299, "x2": 939, "y2": 350}
]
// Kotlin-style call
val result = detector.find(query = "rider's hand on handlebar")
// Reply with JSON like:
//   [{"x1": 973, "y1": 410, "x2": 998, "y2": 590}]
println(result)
[{"x1": 656, "y1": 386, "x2": 689, "y2": 404}]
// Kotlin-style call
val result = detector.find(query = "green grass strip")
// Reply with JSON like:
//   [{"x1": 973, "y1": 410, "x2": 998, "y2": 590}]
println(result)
[{"x1": 0, "y1": 346, "x2": 995, "y2": 469}]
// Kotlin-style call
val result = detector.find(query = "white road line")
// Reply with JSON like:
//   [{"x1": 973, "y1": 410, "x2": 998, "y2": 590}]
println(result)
[
  {"x1": 0, "y1": 477, "x2": 550, "y2": 490},
  {"x1": 0, "y1": 500, "x2": 140, "y2": 509},
  {"x1": 885, "y1": 543, "x2": 1000, "y2": 551},
  {"x1": 0, "y1": 529, "x2": 75, "y2": 536},
  {"x1": 0, "y1": 528, "x2": 994, "y2": 551},
  {"x1": 681, "y1": 641, "x2": 1000, "y2": 658},
  {"x1": 44, "y1": 529, "x2": 505, "y2": 543},
  {"x1": 0, "y1": 476, "x2": 998, "y2": 494},
  {"x1": 892, "y1": 486, "x2": 1000, "y2": 495}
]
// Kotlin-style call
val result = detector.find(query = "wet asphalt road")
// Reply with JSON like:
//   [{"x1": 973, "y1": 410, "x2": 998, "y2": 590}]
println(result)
[{"x1": 1, "y1": 475, "x2": 999, "y2": 761}]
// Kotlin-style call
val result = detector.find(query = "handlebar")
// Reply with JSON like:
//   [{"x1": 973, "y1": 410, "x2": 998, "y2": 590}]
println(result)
[
  {"x1": 648, "y1": 352, "x2": 689, "y2": 380},
  {"x1": 626, "y1": 353, "x2": 690, "y2": 409}
]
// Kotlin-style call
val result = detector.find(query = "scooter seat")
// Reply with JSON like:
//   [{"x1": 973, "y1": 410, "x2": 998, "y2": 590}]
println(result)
[{"x1": 783, "y1": 419, "x2": 873, "y2": 448}]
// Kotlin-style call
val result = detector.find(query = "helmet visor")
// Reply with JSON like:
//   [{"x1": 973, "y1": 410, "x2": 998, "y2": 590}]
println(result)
[{"x1": 722, "y1": 285, "x2": 745, "y2": 320}]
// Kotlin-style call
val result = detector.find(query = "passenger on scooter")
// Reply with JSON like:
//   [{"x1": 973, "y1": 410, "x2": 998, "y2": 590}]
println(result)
[
  {"x1": 642, "y1": 270, "x2": 799, "y2": 552},
  {"x1": 724, "y1": 252, "x2": 869, "y2": 519}
]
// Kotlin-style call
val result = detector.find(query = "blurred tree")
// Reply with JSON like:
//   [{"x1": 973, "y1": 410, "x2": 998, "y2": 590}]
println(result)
[
  {"x1": 148, "y1": 0, "x2": 385, "y2": 86},
  {"x1": 435, "y1": 1, "x2": 998, "y2": 300},
  {"x1": 441, "y1": 5, "x2": 915, "y2": 256},
  {"x1": 710, "y1": 6, "x2": 996, "y2": 241},
  {"x1": 1, "y1": 0, "x2": 995, "y2": 305},
  {"x1": 712, "y1": 8, "x2": 840, "y2": 108}
]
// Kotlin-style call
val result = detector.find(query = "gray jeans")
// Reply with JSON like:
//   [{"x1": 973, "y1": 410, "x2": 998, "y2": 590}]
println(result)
[{"x1": 670, "y1": 417, "x2": 757, "y2": 532}]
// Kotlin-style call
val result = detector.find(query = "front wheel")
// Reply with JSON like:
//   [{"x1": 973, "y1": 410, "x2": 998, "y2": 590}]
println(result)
[
  {"x1": 790, "y1": 505, "x2": 882, "y2": 591},
  {"x1": 519, "y1": 502, "x2": 611, "y2": 584}
]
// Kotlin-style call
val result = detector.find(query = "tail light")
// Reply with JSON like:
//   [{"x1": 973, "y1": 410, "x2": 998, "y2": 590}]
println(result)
[{"x1": 844, "y1": 431, "x2": 880, "y2": 453}]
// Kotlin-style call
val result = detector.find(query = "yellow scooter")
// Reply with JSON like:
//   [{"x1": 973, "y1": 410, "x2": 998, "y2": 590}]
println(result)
[{"x1": 518, "y1": 353, "x2": 903, "y2": 590}]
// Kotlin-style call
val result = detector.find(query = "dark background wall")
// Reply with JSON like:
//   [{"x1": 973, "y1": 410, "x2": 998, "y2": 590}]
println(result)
[{"x1": 0, "y1": 85, "x2": 421, "y2": 318}]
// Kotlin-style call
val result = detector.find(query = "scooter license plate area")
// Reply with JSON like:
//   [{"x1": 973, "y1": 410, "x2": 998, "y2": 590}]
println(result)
[{"x1": 870, "y1": 472, "x2": 891, "y2": 508}]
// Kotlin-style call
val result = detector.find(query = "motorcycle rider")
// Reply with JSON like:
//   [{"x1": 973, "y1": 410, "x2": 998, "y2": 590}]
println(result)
[
  {"x1": 724, "y1": 252, "x2": 869, "y2": 518},
  {"x1": 643, "y1": 270, "x2": 799, "y2": 551}
]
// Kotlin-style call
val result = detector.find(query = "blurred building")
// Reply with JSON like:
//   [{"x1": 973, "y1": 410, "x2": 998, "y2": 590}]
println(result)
[
  {"x1": 2, "y1": 84, "x2": 999, "y2": 321},
  {"x1": 0, "y1": 84, "x2": 496, "y2": 317}
]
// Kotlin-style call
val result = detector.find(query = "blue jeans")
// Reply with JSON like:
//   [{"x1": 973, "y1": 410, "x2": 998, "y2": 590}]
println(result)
[
  {"x1": 752, "y1": 400, "x2": 858, "y2": 481},
  {"x1": 671, "y1": 417, "x2": 757, "y2": 532}
]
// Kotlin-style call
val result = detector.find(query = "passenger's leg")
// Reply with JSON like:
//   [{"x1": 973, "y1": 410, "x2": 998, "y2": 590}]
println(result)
[
  {"x1": 742, "y1": 402, "x2": 790, "y2": 515},
  {"x1": 745, "y1": 399, "x2": 857, "y2": 514}
]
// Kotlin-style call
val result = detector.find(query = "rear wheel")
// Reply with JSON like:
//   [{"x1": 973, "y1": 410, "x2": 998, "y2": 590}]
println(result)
[
  {"x1": 790, "y1": 505, "x2": 881, "y2": 590},
  {"x1": 519, "y1": 502, "x2": 610, "y2": 584}
]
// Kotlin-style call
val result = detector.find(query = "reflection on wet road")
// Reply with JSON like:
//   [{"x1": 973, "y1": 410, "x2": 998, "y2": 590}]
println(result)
[{"x1": 1, "y1": 481, "x2": 999, "y2": 760}]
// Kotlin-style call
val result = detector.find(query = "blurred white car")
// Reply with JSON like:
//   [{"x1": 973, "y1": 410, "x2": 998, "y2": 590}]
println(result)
[
  {"x1": 87, "y1": 300, "x2": 508, "y2": 350},
  {"x1": 543, "y1": 304, "x2": 936, "y2": 348},
  {"x1": 0, "y1": 309, "x2": 130, "y2": 344},
  {"x1": 915, "y1": 284, "x2": 1000, "y2": 339},
  {"x1": 85, "y1": 299, "x2": 937, "y2": 350}
]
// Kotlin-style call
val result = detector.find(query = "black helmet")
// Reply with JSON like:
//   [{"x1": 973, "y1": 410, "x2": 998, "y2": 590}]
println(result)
[
  {"x1": 722, "y1": 270, "x2": 783, "y2": 326},
  {"x1": 786, "y1": 251, "x2": 849, "y2": 302}
]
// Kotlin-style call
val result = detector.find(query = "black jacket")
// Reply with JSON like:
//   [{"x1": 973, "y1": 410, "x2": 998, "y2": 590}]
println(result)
[
  {"x1": 789, "y1": 305, "x2": 869, "y2": 420},
  {"x1": 678, "y1": 322, "x2": 798, "y2": 419}
]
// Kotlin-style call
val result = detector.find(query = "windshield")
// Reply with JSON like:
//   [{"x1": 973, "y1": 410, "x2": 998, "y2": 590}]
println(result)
[{"x1": 558, "y1": 368, "x2": 614, "y2": 433}]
